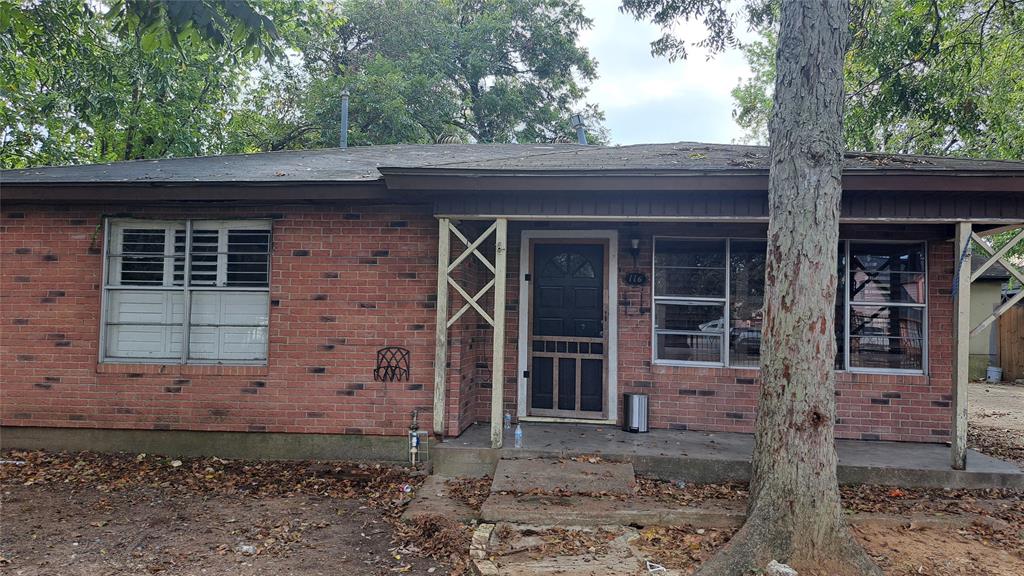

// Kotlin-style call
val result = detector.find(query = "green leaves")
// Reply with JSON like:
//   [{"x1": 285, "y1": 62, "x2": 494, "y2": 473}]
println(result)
[
  {"x1": 3, "y1": 0, "x2": 605, "y2": 168},
  {"x1": 1, "y1": 0, "x2": 259, "y2": 167},
  {"x1": 106, "y1": 0, "x2": 279, "y2": 60},
  {"x1": 227, "y1": 0, "x2": 606, "y2": 149},
  {"x1": 729, "y1": 0, "x2": 1024, "y2": 159}
]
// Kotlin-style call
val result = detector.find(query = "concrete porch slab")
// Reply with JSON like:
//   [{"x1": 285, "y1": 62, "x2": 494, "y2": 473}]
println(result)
[
  {"x1": 431, "y1": 423, "x2": 1024, "y2": 489},
  {"x1": 491, "y1": 459, "x2": 636, "y2": 495}
]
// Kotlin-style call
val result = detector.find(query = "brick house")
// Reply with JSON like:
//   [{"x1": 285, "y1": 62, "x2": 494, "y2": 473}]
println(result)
[{"x1": 2, "y1": 143, "x2": 1022, "y2": 465}]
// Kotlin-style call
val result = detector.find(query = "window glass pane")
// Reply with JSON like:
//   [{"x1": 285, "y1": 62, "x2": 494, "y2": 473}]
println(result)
[
  {"x1": 116, "y1": 228, "x2": 168, "y2": 286},
  {"x1": 172, "y1": 229, "x2": 186, "y2": 286},
  {"x1": 655, "y1": 303, "x2": 725, "y2": 332},
  {"x1": 849, "y1": 337, "x2": 923, "y2": 370},
  {"x1": 848, "y1": 305, "x2": 924, "y2": 370},
  {"x1": 849, "y1": 242, "x2": 926, "y2": 304},
  {"x1": 189, "y1": 291, "x2": 269, "y2": 361},
  {"x1": 729, "y1": 240, "x2": 766, "y2": 367},
  {"x1": 849, "y1": 305, "x2": 924, "y2": 338},
  {"x1": 654, "y1": 239, "x2": 726, "y2": 297},
  {"x1": 190, "y1": 228, "x2": 220, "y2": 286},
  {"x1": 227, "y1": 229, "x2": 271, "y2": 287},
  {"x1": 654, "y1": 239, "x2": 726, "y2": 268},
  {"x1": 835, "y1": 243, "x2": 845, "y2": 369},
  {"x1": 654, "y1": 269, "x2": 725, "y2": 298},
  {"x1": 656, "y1": 333, "x2": 721, "y2": 363}
]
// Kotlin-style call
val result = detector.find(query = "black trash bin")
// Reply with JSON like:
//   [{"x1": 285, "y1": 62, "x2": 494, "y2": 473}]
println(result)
[{"x1": 622, "y1": 393, "x2": 649, "y2": 433}]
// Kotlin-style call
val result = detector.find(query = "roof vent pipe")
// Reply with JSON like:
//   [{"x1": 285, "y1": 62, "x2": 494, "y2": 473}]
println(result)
[
  {"x1": 570, "y1": 113, "x2": 588, "y2": 145},
  {"x1": 339, "y1": 88, "x2": 350, "y2": 149}
]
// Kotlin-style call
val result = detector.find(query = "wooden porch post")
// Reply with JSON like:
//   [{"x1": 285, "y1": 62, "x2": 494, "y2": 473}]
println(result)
[
  {"x1": 951, "y1": 221, "x2": 972, "y2": 470},
  {"x1": 433, "y1": 218, "x2": 451, "y2": 437},
  {"x1": 490, "y1": 218, "x2": 508, "y2": 449}
]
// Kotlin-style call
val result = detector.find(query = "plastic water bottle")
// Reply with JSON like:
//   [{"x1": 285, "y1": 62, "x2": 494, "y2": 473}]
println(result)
[
  {"x1": 514, "y1": 423, "x2": 523, "y2": 448},
  {"x1": 504, "y1": 411, "x2": 512, "y2": 431}
]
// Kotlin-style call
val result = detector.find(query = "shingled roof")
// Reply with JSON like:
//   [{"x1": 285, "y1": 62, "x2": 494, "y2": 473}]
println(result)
[{"x1": 4, "y1": 142, "x2": 1024, "y2": 186}]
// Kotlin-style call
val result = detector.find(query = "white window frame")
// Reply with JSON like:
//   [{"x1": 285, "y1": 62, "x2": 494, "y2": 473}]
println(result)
[
  {"x1": 651, "y1": 236, "x2": 928, "y2": 374},
  {"x1": 100, "y1": 218, "x2": 272, "y2": 365},
  {"x1": 842, "y1": 239, "x2": 928, "y2": 375},
  {"x1": 651, "y1": 237, "x2": 731, "y2": 367}
]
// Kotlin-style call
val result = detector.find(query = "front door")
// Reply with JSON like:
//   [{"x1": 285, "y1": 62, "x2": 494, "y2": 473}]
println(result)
[{"x1": 528, "y1": 242, "x2": 608, "y2": 418}]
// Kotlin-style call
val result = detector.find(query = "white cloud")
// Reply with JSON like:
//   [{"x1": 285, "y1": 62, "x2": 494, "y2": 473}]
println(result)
[{"x1": 579, "y1": 1, "x2": 755, "y2": 145}]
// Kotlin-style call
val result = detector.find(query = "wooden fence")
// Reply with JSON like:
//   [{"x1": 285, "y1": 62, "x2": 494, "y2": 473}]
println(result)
[{"x1": 1000, "y1": 300, "x2": 1024, "y2": 381}]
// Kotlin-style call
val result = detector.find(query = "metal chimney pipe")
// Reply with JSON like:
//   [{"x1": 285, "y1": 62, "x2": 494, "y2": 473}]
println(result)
[
  {"x1": 570, "y1": 113, "x2": 587, "y2": 145},
  {"x1": 340, "y1": 88, "x2": 350, "y2": 149}
]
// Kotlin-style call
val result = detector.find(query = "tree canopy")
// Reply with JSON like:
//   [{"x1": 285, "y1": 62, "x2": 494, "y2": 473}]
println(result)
[
  {"x1": 1, "y1": 0, "x2": 606, "y2": 168},
  {"x1": 730, "y1": 0, "x2": 1024, "y2": 159},
  {"x1": 0, "y1": 0, "x2": 279, "y2": 167},
  {"x1": 226, "y1": 0, "x2": 605, "y2": 152}
]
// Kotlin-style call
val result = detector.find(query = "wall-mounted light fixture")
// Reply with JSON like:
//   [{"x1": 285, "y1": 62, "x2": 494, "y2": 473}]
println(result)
[
  {"x1": 625, "y1": 234, "x2": 648, "y2": 286},
  {"x1": 629, "y1": 235, "x2": 641, "y2": 266}
]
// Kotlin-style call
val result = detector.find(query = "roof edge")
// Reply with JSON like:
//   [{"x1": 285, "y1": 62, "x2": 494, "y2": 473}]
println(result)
[
  {"x1": 379, "y1": 168, "x2": 1024, "y2": 193},
  {"x1": 1, "y1": 180, "x2": 391, "y2": 203}
]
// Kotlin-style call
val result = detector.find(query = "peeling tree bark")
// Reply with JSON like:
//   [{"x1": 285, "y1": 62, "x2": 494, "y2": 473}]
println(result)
[{"x1": 694, "y1": 1, "x2": 882, "y2": 575}]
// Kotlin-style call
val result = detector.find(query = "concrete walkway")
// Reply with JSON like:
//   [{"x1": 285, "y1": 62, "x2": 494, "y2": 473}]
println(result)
[{"x1": 431, "y1": 422, "x2": 1024, "y2": 489}]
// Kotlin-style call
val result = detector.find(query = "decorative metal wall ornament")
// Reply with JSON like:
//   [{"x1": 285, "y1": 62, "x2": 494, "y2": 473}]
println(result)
[{"x1": 374, "y1": 346, "x2": 411, "y2": 382}]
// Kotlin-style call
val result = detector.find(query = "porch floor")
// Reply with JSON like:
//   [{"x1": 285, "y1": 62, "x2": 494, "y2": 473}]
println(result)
[{"x1": 430, "y1": 422, "x2": 1023, "y2": 489}]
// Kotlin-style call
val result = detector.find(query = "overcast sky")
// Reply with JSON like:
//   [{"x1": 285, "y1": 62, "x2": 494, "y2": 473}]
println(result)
[{"x1": 578, "y1": 1, "x2": 753, "y2": 146}]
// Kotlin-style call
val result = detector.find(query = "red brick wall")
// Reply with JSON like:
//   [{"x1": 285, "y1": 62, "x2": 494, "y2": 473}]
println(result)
[
  {"x1": 2, "y1": 208, "x2": 954, "y2": 444},
  {"x1": 476, "y1": 222, "x2": 953, "y2": 443},
  {"x1": 1, "y1": 204, "x2": 442, "y2": 436}
]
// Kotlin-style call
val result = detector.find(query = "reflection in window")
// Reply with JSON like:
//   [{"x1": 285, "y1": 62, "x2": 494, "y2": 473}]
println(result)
[
  {"x1": 835, "y1": 245, "x2": 845, "y2": 369},
  {"x1": 653, "y1": 239, "x2": 726, "y2": 364},
  {"x1": 729, "y1": 241, "x2": 766, "y2": 367},
  {"x1": 846, "y1": 242, "x2": 926, "y2": 371},
  {"x1": 541, "y1": 252, "x2": 596, "y2": 280},
  {"x1": 652, "y1": 238, "x2": 927, "y2": 372},
  {"x1": 654, "y1": 239, "x2": 726, "y2": 298}
]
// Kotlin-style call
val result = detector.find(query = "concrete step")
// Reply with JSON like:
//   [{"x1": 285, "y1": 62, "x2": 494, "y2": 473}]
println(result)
[
  {"x1": 480, "y1": 493, "x2": 744, "y2": 528},
  {"x1": 401, "y1": 475, "x2": 480, "y2": 523},
  {"x1": 491, "y1": 458, "x2": 637, "y2": 496}
]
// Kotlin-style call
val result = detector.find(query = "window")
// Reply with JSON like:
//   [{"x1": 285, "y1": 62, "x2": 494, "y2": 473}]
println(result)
[
  {"x1": 653, "y1": 239, "x2": 727, "y2": 364},
  {"x1": 653, "y1": 237, "x2": 927, "y2": 373},
  {"x1": 843, "y1": 242, "x2": 926, "y2": 371},
  {"x1": 102, "y1": 220, "x2": 271, "y2": 363},
  {"x1": 729, "y1": 240, "x2": 766, "y2": 367}
]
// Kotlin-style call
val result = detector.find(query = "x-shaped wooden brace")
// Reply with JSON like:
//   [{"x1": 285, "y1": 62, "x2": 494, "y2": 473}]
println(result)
[
  {"x1": 446, "y1": 221, "x2": 498, "y2": 328},
  {"x1": 969, "y1": 226, "x2": 1024, "y2": 337}
]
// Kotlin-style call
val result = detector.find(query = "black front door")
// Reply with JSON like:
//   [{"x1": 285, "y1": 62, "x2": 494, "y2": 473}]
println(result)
[{"x1": 528, "y1": 242, "x2": 607, "y2": 418}]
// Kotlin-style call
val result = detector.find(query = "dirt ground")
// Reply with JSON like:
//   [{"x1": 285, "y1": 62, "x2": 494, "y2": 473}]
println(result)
[
  {"x1": 0, "y1": 451, "x2": 452, "y2": 576},
  {"x1": 3, "y1": 404, "x2": 1023, "y2": 576},
  {"x1": 1, "y1": 486, "x2": 443, "y2": 576},
  {"x1": 969, "y1": 381, "x2": 1024, "y2": 465},
  {"x1": 970, "y1": 381, "x2": 1024, "y2": 431}
]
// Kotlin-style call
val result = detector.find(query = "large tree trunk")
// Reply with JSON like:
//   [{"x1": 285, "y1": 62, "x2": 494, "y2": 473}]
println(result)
[{"x1": 694, "y1": 1, "x2": 882, "y2": 574}]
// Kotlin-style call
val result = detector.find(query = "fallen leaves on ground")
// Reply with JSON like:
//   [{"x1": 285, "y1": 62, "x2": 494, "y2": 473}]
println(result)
[
  {"x1": 394, "y1": 515, "x2": 473, "y2": 575},
  {"x1": 970, "y1": 425, "x2": 1024, "y2": 466},
  {"x1": 500, "y1": 527, "x2": 619, "y2": 559},
  {"x1": 1, "y1": 449, "x2": 461, "y2": 574},
  {"x1": 0, "y1": 449, "x2": 423, "y2": 515},
  {"x1": 632, "y1": 526, "x2": 735, "y2": 572},
  {"x1": 444, "y1": 476, "x2": 491, "y2": 512},
  {"x1": 635, "y1": 477, "x2": 748, "y2": 506}
]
